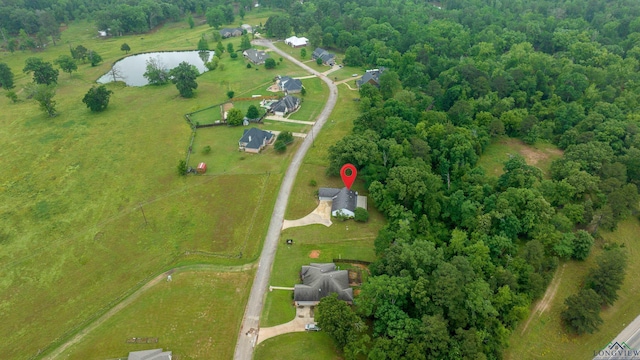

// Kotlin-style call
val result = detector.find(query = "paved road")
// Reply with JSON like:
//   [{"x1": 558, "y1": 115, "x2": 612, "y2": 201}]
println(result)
[
  {"x1": 233, "y1": 39, "x2": 339, "y2": 360},
  {"x1": 594, "y1": 314, "x2": 640, "y2": 359}
]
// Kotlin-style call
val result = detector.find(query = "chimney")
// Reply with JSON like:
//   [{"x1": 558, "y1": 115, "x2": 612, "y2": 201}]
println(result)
[{"x1": 249, "y1": 136, "x2": 252, "y2": 142}]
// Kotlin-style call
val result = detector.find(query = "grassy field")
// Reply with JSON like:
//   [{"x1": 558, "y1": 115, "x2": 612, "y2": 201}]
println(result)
[
  {"x1": 477, "y1": 137, "x2": 563, "y2": 177},
  {"x1": 59, "y1": 269, "x2": 253, "y2": 359},
  {"x1": 0, "y1": 12, "x2": 302, "y2": 358},
  {"x1": 505, "y1": 217, "x2": 640, "y2": 359},
  {"x1": 254, "y1": 332, "x2": 342, "y2": 360}
]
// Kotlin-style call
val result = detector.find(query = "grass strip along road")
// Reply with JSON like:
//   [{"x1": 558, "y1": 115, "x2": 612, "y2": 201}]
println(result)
[{"x1": 233, "y1": 39, "x2": 339, "y2": 360}]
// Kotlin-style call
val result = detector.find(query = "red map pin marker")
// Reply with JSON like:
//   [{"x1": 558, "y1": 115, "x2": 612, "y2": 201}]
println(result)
[{"x1": 340, "y1": 164, "x2": 357, "y2": 190}]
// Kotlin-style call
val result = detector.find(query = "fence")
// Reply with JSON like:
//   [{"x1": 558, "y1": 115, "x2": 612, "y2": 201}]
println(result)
[{"x1": 333, "y1": 259, "x2": 371, "y2": 266}]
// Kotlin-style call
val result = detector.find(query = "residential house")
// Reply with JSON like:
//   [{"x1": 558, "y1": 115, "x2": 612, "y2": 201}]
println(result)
[
  {"x1": 294, "y1": 263, "x2": 353, "y2": 306},
  {"x1": 277, "y1": 75, "x2": 303, "y2": 94},
  {"x1": 318, "y1": 187, "x2": 367, "y2": 218},
  {"x1": 243, "y1": 49, "x2": 270, "y2": 65},
  {"x1": 270, "y1": 95, "x2": 301, "y2": 116},
  {"x1": 312, "y1": 47, "x2": 336, "y2": 66},
  {"x1": 128, "y1": 349, "x2": 172, "y2": 360},
  {"x1": 241, "y1": 24, "x2": 253, "y2": 33},
  {"x1": 284, "y1": 36, "x2": 309, "y2": 47},
  {"x1": 356, "y1": 68, "x2": 385, "y2": 88},
  {"x1": 238, "y1": 128, "x2": 275, "y2": 153},
  {"x1": 219, "y1": 27, "x2": 243, "y2": 38}
]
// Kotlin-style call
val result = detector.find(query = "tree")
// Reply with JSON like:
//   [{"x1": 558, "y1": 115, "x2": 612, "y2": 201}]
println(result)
[
  {"x1": 26, "y1": 83, "x2": 57, "y2": 117},
  {"x1": 206, "y1": 57, "x2": 219, "y2": 71},
  {"x1": 187, "y1": 15, "x2": 195, "y2": 29},
  {"x1": 197, "y1": 37, "x2": 209, "y2": 51},
  {"x1": 277, "y1": 131, "x2": 293, "y2": 144},
  {"x1": 226, "y1": 42, "x2": 234, "y2": 53},
  {"x1": 274, "y1": 139, "x2": 287, "y2": 152},
  {"x1": 300, "y1": 87, "x2": 306, "y2": 96},
  {"x1": 23, "y1": 58, "x2": 58, "y2": 85},
  {"x1": 379, "y1": 71, "x2": 402, "y2": 100},
  {"x1": 71, "y1": 45, "x2": 88, "y2": 62},
  {"x1": 121, "y1": 43, "x2": 131, "y2": 54},
  {"x1": 88, "y1": 51, "x2": 103, "y2": 67},
  {"x1": 239, "y1": 8, "x2": 245, "y2": 20},
  {"x1": 240, "y1": 35, "x2": 251, "y2": 51},
  {"x1": 265, "y1": 14, "x2": 291, "y2": 39},
  {"x1": 561, "y1": 289, "x2": 603, "y2": 334},
  {"x1": 317, "y1": 293, "x2": 362, "y2": 350},
  {"x1": 354, "y1": 208, "x2": 369, "y2": 222},
  {"x1": 216, "y1": 41, "x2": 225, "y2": 56},
  {"x1": 144, "y1": 57, "x2": 169, "y2": 85},
  {"x1": 586, "y1": 248, "x2": 627, "y2": 306},
  {"x1": 344, "y1": 46, "x2": 363, "y2": 66},
  {"x1": 300, "y1": 48, "x2": 307, "y2": 59},
  {"x1": 169, "y1": 62, "x2": 199, "y2": 98},
  {"x1": 316, "y1": 57, "x2": 323, "y2": 65},
  {"x1": 206, "y1": 7, "x2": 225, "y2": 29},
  {"x1": 227, "y1": 90, "x2": 235, "y2": 99},
  {"x1": 246, "y1": 105, "x2": 260, "y2": 119},
  {"x1": 0, "y1": 62, "x2": 14, "y2": 89},
  {"x1": 572, "y1": 230, "x2": 594, "y2": 261},
  {"x1": 37, "y1": 10, "x2": 60, "y2": 46},
  {"x1": 54, "y1": 55, "x2": 77, "y2": 77},
  {"x1": 82, "y1": 85, "x2": 113, "y2": 112},
  {"x1": 226, "y1": 108, "x2": 243, "y2": 126},
  {"x1": 177, "y1": 159, "x2": 187, "y2": 176},
  {"x1": 265, "y1": 58, "x2": 276, "y2": 69}
]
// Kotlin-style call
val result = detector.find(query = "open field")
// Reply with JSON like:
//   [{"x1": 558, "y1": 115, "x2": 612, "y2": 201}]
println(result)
[
  {"x1": 505, "y1": 217, "x2": 640, "y2": 359},
  {"x1": 477, "y1": 137, "x2": 563, "y2": 177},
  {"x1": 0, "y1": 12, "x2": 298, "y2": 358},
  {"x1": 59, "y1": 269, "x2": 253, "y2": 359},
  {"x1": 254, "y1": 332, "x2": 342, "y2": 360}
]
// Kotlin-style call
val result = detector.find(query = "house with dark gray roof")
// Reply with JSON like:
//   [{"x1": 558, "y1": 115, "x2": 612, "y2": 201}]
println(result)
[
  {"x1": 243, "y1": 49, "x2": 270, "y2": 65},
  {"x1": 277, "y1": 75, "x2": 303, "y2": 94},
  {"x1": 318, "y1": 187, "x2": 366, "y2": 218},
  {"x1": 294, "y1": 263, "x2": 353, "y2": 306},
  {"x1": 219, "y1": 27, "x2": 243, "y2": 38},
  {"x1": 356, "y1": 68, "x2": 385, "y2": 88},
  {"x1": 128, "y1": 349, "x2": 172, "y2": 360},
  {"x1": 312, "y1": 48, "x2": 336, "y2": 66},
  {"x1": 270, "y1": 95, "x2": 300, "y2": 116},
  {"x1": 238, "y1": 128, "x2": 275, "y2": 153}
]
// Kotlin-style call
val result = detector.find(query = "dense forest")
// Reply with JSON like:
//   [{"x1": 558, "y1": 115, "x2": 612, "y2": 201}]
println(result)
[{"x1": 2, "y1": 0, "x2": 639, "y2": 358}]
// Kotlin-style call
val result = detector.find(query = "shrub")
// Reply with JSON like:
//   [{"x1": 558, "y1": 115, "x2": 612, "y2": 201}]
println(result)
[
  {"x1": 354, "y1": 208, "x2": 369, "y2": 222},
  {"x1": 276, "y1": 131, "x2": 294, "y2": 144},
  {"x1": 274, "y1": 139, "x2": 287, "y2": 152},
  {"x1": 309, "y1": 179, "x2": 317, "y2": 187},
  {"x1": 246, "y1": 63, "x2": 252, "y2": 69},
  {"x1": 316, "y1": 58, "x2": 323, "y2": 65},
  {"x1": 202, "y1": 145, "x2": 212, "y2": 154},
  {"x1": 177, "y1": 159, "x2": 187, "y2": 176},
  {"x1": 230, "y1": 52, "x2": 238, "y2": 59},
  {"x1": 6, "y1": 91, "x2": 18, "y2": 103},
  {"x1": 265, "y1": 58, "x2": 276, "y2": 69},
  {"x1": 227, "y1": 90, "x2": 235, "y2": 99}
]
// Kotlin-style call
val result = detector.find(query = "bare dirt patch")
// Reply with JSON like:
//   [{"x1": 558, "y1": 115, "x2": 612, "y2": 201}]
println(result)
[
  {"x1": 309, "y1": 250, "x2": 320, "y2": 258},
  {"x1": 222, "y1": 102, "x2": 234, "y2": 112},
  {"x1": 501, "y1": 138, "x2": 563, "y2": 166},
  {"x1": 521, "y1": 264, "x2": 566, "y2": 334}
]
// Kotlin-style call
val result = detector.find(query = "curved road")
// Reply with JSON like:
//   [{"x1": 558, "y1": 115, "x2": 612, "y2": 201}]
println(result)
[{"x1": 233, "y1": 40, "x2": 339, "y2": 360}]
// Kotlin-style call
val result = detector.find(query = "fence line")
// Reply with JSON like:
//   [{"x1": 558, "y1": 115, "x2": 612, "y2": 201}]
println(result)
[{"x1": 332, "y1": 259, "x2": 372, "y2": 266}]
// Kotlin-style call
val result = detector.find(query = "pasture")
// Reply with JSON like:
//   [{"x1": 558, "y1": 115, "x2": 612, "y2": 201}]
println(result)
[
  {"x1": 0, "y1": 11, "x2": 298, "y2": 358},
  {"x1": 477, "y1": 137, "x2": 563, "y2": 177},
  {"x1": 254, "y1": 332, "x2": 342, "y2": 360}
]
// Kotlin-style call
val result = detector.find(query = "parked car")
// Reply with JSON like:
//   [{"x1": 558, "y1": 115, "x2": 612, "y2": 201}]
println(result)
[{"x1": 305, "y1": 323, "x2": 321, "y2": 331}]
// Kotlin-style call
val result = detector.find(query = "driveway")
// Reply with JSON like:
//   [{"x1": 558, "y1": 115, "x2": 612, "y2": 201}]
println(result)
[
  {"x1": 256, "y1": 306, "x2": 314, "y2": 345},
  {"x1": 233, "y1": 39, "x2": 339, "y2": 360},
  {"x1": 282, "y1": 200, "x2": 332, "y2": 230}
]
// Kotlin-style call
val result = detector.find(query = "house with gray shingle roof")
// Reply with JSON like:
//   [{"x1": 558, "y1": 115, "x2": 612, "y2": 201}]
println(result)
[
  {"x1": 238, "y1": 128, "x2": 275, "y2": 153},
  {"x1": 243, "y1": 49, "x2": 270, "y2": 65},
  {"x1": 312, "y1": 48, "x2": 336, "y2": 66},
  {"x1": 128, "y1": 349, "x2": 172, "y2": 360},
  {"x1": 356, "y1": 68, "x2": 385, "y2": 88},
  {"x1": 219, "y1": 27, "x2": 243, "y2": 38},
  {"x1": 294, "y1": 263, "x2": 353, "y2": 306},
  {"x1": 277, "y1": 75, "x2": 303, "y2": 94},
  {"x1": 318, "y1": 187, "x2": 366, "y2": 218},
  {"x1": 270, "y1": 95, "x2": 300, "y2": 116}
]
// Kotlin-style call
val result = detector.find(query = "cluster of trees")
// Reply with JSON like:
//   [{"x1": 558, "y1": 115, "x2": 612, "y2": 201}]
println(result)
[
  {"x1": 274, "y1": 131, "x2": 293, "y2": 152},
  {"x1": 562, "y1": 247, "x2": 627, "y2": 334},
  {"x1": 281, "y1": 0, "x2": 640, "y2": 358}
]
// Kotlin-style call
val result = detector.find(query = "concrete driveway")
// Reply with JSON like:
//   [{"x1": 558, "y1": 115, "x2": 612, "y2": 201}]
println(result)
[
  {"x1": 282, "y1": 200, "x2": 332, "y2": 230},
  {"x1": 256, "y1": 306, "x2": 315, "y2": 345}
]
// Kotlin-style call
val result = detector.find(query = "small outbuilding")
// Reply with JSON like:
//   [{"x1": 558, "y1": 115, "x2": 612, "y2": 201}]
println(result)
[
  {"x1": 285, "y1": 36, "x2": 309, "y2": 47},
  {"x1": 128, "y1": 348, "x2": 172, "y2": 360},
  {"x1": 197, "y1": 162, "x2": 207, "y2": 174},
  {"x1": 294, "y1": 263, "x2": 353, "y2": 306}
]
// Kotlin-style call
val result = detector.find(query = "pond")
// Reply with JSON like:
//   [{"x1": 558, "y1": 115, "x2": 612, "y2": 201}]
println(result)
[{"x1": 97, "y1": 50, "x2": 215, "y2": 86}]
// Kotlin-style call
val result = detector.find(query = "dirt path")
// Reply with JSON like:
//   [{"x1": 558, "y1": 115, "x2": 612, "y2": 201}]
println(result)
[
  {"x1": 43, "y1": 263, "x2": 255, "y2": 359},
  {"x1": 521, "y1": 264, "x2": 566, "y2": 334}
]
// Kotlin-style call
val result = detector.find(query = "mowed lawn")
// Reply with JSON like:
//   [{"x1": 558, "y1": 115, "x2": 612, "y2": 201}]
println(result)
[
  {"x1": 254, "y1": 332, "x2": 342, "y2": 360},
  {"x1": 505, "y1": 217, "x2": 640, "y2": 359},
  {"x1": 0, "y1": 14, "x2": 297, "y2": 359},
  {"x1": 477, "y1": 137, "x2": 563, "y2": 177},
  {"x1": 59, "y1": 270, "x2": 253, "y2": 360}
]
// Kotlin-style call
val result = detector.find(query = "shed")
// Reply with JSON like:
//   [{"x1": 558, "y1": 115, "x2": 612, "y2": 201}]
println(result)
[{"x1": 197, "y1": 162, "x2": 207, "y2": 174}]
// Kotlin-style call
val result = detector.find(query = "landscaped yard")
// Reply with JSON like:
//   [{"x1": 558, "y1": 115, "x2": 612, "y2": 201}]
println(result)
[
  {"x1": 59, "y1": 269, "x2": 253, "y2": 360},
  {"x1": 0, "y1": 12, "x2": 301, "y2": 358},
  {"x1": 254, "y1": 332, "x2": 342, "y2": 360},
  {"x1": 505, "y1": 217, "x2": 640, "y2": 360}
]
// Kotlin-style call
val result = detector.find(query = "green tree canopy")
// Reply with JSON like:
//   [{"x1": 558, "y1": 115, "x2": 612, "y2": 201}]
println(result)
[
  {"x1": 0, "y1": 63, "x2": 15, "y2": 89},
  {"x1": 226, "y1": 108, "x2": 244, "y2": 126},
  {"x1": 121, "y1": 43, "x2": 131, "y2": 53},
  {"x1": 169, "y1": 62, "x2": 199, "y2": 98},
  {"x1": 316, "y1": 293, "x2": 362, "y2": 350},
  {"x1": 23, "y1": 57, "x2": 58, "y2": 85},
  {"x1": 246, "y1": 105, "x2": 260, "y2": 119},
  {"x1": 586, "y1": 248, "x2": 628, "y2": 306},
  {"x1": 82, "y1": 85, "x2": 114, "y2": 112},
  {"x1": 54, "y1": 55, "x2": 77, "y2": 77},
  {"x1": 26, "y1": 83, "x2": 57, "y2": 117},
  {"x1": 561, "y1": 288, "x2": 603, "y2": 335}
]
